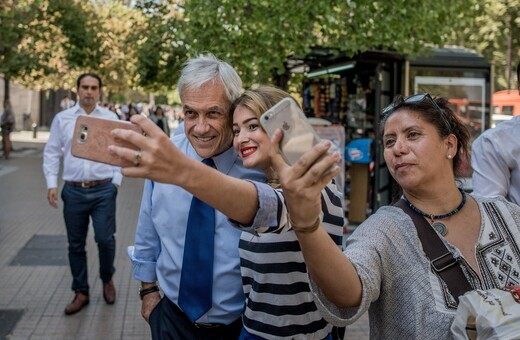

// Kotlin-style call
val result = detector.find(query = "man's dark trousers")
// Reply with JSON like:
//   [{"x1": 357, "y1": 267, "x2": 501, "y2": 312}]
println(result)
[
  {"x1": 149, "y1": 297, "x2": 242, "y2": 340},
  {"x1": 62, "y1": 182, "x2": 117, "y2": 294}
]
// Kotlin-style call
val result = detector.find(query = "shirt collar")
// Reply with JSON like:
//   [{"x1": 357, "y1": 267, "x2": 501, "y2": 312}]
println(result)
[
  {"x1": 212, "y1": 146, "x2": 238, "y2": 175},
  {"x1": 73, "y1": 104, "x2": 103, "y2": 116},
  {"x1": 189, "y1": 145, "x2": 238, "y2": 176}
]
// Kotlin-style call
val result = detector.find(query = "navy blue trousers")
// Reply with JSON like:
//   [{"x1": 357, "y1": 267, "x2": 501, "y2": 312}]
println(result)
[
  {"x1": 149, "y1": 297, "x2": 242, "y2": 340},
  {"x1": 61, "y1": 182, "x2": 117, "y2": 294}
]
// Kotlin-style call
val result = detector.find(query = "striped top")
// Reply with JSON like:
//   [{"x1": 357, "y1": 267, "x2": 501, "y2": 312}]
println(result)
[{"x1": 237, "y1": 180, "x2": 345, "y2": 339}]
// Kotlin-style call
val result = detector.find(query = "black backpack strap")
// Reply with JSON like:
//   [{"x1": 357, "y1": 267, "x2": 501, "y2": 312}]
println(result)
[{"x1": 394, "y1": 199, "x2": 473, "y2": 303}]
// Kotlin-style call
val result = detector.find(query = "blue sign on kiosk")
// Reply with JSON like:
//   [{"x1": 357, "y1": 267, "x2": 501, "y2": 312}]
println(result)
[{"x1": 345, "y1": 138, "x2": 373, "y2": 164}]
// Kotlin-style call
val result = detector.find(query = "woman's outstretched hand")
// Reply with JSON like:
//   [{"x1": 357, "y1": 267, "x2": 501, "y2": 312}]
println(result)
[{"x1": 269, "y1": 129, "x2": 340, "y2": 231}]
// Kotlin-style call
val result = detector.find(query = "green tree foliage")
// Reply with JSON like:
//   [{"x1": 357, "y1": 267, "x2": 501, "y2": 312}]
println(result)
[
  {"x1": 1, "y1": 0, "x2": 143, "y2": 104},
  {"x1": 8, "y1": 0, "x2": 511, "y2": 101},
  {"x1": 48, "y1": 0, "x2": 103, "y2": 70},
  {"x1": 0, "y1": 0, "x2": 56, "y2": 105},
  {"x1": 0, "y1": 0, "x2": 106, "y2": 105},
  {"x1": 0, "y1": 0, "x2": 33, "y2": 85},
  {"x1": 450, "y1": 0, "x2": 520, "y2": 90},
  {"x1": 132, "y1": 0, "x2": 478, "y2": 89},
  {"x1": 28, "y1": 1, "x2": 143, "y2": 95},
  {"x1": 92, "y1": 1, "x2": 144, "y2": 99},
  {"x1": 132, "y1": 1, "x2": 188, "y2": 90},
  {"x1": 24, "y1": 1, "x2": 105, "y2": 90}
]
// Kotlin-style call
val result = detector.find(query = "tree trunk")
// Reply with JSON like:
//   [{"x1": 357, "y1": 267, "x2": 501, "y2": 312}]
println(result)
[
  {"x1": 505, "y1": 16, "x2": 512, "y2": 90},
  {"x1": 3, "y1": 77, "x2": 12, "y2": 110}
]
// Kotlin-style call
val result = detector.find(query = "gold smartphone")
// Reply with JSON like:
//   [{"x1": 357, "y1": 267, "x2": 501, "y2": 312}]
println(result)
[{"x1": 71, "y1": 115, "x2": 142, "y2": 167}]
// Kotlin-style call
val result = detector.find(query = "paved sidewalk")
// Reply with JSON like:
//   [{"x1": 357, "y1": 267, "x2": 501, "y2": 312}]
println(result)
[
  {"x1": 0, "y1": 139, "x2": 149, "y2": 339},
  {"x1": 9, "y1": 130, "x2": 50, "y2": 145},
  {"x1": 0, "y1": 135, "x2": 369, "y2": 339}
]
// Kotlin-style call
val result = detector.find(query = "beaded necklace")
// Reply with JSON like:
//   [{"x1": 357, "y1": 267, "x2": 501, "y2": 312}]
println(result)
[{"x1": 401, "y1": 188, "x2": 466, "y2": 236}]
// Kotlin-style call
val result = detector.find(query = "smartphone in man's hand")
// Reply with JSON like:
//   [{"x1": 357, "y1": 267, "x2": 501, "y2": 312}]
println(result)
[{"x1": 71, "y1": 115, "x2": 142, "y2": 167}]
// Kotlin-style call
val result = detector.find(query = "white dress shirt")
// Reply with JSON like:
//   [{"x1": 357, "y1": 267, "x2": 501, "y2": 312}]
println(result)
[
  {"x1": 471, "y1": 115, "x2": 520, "y2": 205},
  {"x1": 43, "y1": 104, "x2": 123, "y2": 189}
]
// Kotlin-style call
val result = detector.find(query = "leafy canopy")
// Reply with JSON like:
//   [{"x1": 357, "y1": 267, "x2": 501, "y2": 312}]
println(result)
[{"x1": 132, "y1": 0, "x2": 478, "y2": 89}]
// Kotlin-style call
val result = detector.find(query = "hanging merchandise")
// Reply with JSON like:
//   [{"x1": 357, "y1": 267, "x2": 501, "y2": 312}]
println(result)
[
  {"x1": 340, "y1": 78, "x2": 348, "y2": 121},
  {"x1": 301, "y1": 70, "x2": 378, "y2": 224},
  {"x1": 319, "y1": 79, "x2": 327, "y2": 117},
  {"x1": 302, "y1": 76, "x2": 348, "y2": 124},
  {"x1": 313, "y1": 83, "x2": 320, "y2": 117},
  {"x1": 303, "y1": 86, "x2": 312, "y2": 115}
]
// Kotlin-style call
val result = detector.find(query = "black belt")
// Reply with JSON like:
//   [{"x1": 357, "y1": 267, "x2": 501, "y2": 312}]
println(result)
[
  {"x1": 166, "y1": 298, "x2": 241, "y2": 331},
  {"x1": 194, "y1": 322, "x2": 225, "y2": 329},
  {"x1": 65, "y1": 178, "x2": 112, "y2": 188}
]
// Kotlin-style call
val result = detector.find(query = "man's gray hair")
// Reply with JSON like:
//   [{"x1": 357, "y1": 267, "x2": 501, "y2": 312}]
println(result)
[{"x1": 177, "y1": 54, "x2": 242, "y2": 103}]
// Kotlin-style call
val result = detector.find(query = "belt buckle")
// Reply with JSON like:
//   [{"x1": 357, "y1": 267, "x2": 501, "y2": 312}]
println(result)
[
  {"x1": 194, "y1": 323, "x2": 220, "y2": 329},
  {"x1": 81, "y1": 182, "x2": 89, "y2": 188}
]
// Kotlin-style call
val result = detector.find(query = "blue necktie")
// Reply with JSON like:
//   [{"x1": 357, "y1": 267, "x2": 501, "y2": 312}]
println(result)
[{"x1": 178, "y1": 158, "x2": 215, "y2": 322}]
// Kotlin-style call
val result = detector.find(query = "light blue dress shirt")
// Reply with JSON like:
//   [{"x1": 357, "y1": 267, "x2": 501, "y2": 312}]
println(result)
[
  {"x1": 43, "y1": 104, "x2": 123, "y2": 188},
  {"x1": 128, "y1": 133, "x2": 280, "y2": 324}
]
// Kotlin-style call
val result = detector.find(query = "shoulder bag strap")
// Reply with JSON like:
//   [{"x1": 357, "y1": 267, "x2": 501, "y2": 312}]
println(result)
[{"x1": 394, "y1": 199, "x2": 473, "y2": 303}]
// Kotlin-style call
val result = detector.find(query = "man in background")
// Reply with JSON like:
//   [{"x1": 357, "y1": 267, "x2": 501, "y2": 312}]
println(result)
[
  {"x1": 472, "y1": 61, "x2": 520, "y2": 204},
  {"x1": 60, "y1": 95, "x2": 75, "y2": 111},
  {"x1": 1, "y1": 103, "x2": 14, "y2": 159},
  {"x1": 43, "y1": 73, "x2": 121, "y2": 315}
]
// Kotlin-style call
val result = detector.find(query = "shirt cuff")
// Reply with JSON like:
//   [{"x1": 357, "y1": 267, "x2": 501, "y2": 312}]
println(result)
[
  {"x1": 127, "y1": 246, "x2": 158, "y2": 282},
  {"x1": 112, "y1": 171, "x2": 123, "y2": 186},
  {"x1": 46, "y1": 176, "x2": 58, "y2": 189},
  {"x1": 246, "y1": 181, "x2": 281, "y2": 227}
]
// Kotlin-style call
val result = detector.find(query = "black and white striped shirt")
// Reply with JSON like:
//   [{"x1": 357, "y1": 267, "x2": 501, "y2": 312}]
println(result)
[{"x1": 238, "y1": 180, "x2": 345, "y2": 339}]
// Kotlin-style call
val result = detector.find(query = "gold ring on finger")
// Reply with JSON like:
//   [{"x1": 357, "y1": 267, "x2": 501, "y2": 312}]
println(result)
[{"x1": 133, "y1": 150, "x2": 142, "y2": 166}]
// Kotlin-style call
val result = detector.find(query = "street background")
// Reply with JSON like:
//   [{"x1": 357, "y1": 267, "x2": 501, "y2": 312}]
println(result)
[{"x1": 0, "y1": 132, "x2": 369, "y2": 340}]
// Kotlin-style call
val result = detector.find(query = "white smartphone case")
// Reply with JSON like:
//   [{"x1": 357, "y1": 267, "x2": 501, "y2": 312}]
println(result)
[{"x1": 260, "y1": 97, "x2": 321, "y2": 165}]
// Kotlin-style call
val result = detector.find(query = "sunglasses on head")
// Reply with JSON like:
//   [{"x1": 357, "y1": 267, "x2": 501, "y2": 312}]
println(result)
[{"x1": 382, "y1": 93, "x2": 443, "y2": 117}]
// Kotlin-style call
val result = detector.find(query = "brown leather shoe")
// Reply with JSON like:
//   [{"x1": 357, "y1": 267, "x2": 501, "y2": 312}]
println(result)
[
  {"x1": 103, "y1": 280, "x2": 116, "y2": 305},
  {"x1": 64, "y1": 292, "x2": 89, "y2": 315}
]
